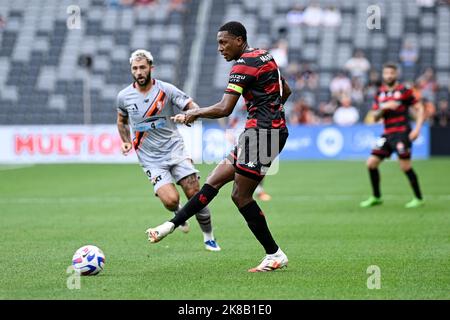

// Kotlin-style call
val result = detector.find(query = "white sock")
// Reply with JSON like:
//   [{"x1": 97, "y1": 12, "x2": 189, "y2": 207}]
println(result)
[{"x1": 203, "y1": 231, "x2": 214, "y2": 242}]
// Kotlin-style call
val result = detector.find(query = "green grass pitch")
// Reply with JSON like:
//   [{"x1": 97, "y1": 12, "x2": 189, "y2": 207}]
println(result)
[{"x1": 0, "y1": 159, "x2": 449, "y2": 299}]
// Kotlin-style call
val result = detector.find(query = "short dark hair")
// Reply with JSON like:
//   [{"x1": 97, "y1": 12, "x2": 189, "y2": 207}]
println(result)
[
  {"x1": 383, "y1": 62, "x2": 398, "y2": 71},
  {"x1": 219, "y1": 21, "x2": 247, "y2": 42}
]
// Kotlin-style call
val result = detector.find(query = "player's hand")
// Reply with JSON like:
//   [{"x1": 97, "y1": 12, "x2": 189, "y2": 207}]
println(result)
[
  {"x1": 121, "y1": 142, "x2": 132, "y2": 155},
  {"x1": 183, "y1": 109, "x2": 199, "y2": 125},
  {"x1": 381, "y1": 100, "x2": 400, "y2": 110},
  {"x1": 170, "y1": 114, "x2": 191, "y2": 127},
  {"x1": 409, "y1": 129, "x2": 420, "y2": 142}
]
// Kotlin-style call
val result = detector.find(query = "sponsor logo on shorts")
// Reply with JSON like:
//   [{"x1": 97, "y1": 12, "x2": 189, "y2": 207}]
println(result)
[{"x1": 151, "y1": 175, "x2": 162, "y2": 185}]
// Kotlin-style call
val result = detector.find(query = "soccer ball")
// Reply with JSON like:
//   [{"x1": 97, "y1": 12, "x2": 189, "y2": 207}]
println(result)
[{"x1": 72, "y1": 245, "x2": 105, "y2": 276}]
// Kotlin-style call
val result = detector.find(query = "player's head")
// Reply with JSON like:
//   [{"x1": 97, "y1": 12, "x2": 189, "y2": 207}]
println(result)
[
  {"x1": 217, "y1": 21, "x2": 247, "y2": 61},
  {"x1": 382, "y1": 62, "x2": 398, "y2": 86},
  {"x1": 129, "y1": 49, "x2": 154, "y2": 87}
]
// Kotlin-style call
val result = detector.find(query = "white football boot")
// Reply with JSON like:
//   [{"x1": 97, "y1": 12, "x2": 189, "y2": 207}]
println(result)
[
  {"x1": 248, "y1": 248, "x2": 288, "y2": 272},
  {"x1": 145, "y1": 221, "x2": 175, "y2": 243},
  {"x1": 204, "y1": 239, "x2": 221, "y2": 252}
]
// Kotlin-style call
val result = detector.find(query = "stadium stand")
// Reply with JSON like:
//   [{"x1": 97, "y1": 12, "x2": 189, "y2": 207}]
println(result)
[{"x1": 0, "y1": 0, "x2": 449, "y2": 125}]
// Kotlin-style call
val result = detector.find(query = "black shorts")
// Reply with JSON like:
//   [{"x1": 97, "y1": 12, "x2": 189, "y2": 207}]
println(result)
[
  {"x1": 226, "y1": 128, "x2": 289, "y2": 181},
  {"x1": 371, "y1": 132, "x2": 412, "y2": 160}
]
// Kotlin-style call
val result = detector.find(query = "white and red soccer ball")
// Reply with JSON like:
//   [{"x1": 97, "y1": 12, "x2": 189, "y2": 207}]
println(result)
[{"x1": 72, "y1": 245, "x2": 105, "y2": 276}]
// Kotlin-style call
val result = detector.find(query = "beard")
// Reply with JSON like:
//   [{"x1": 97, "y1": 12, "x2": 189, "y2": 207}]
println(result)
[
  {"x1": 134, "y1": 73, "x2": 151, "y2": 87},
  {"x1": 384, "y1": 78, "x2": 396, "y2": 86}
]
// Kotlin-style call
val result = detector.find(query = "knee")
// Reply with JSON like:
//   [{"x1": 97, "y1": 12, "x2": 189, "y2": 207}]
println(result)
[
  {"x1": 162, "y1": 194, "x2": 180, "y2": 211},
  {"x1": 185, "y1": 186, "x2": 199, "y2": 199},
  {"x1": 367, "y1": 158, "x2": 379, "y2": 170},
  {"x1": 231, "y1": 189, "x2": 251, "y2": 208},
  {"x1": 400, "y1": 163, "x2": 412, "y2": 172}
]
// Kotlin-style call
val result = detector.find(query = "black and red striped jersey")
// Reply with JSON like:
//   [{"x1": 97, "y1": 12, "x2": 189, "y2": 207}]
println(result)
[
  {"x1": 372, "y1": 83, "x2": 418, "y2": 134},
  {"x1": 224, "y1": 48, "x2": 286, "y2": 129}
]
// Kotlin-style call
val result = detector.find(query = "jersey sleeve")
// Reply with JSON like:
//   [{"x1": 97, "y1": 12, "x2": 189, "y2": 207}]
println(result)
[
  {"x1": 224, "y1": 63, "x2": 258, "y2": 96},
  {"x1": 165, "y1": 83, "x2": 192, "y2": 111},
  {"x1": 372, "y1": 92, "x2": 380, "y2": 111},
  {"x1": 403, "y1": 88, "x2": 419, "y2": 106},
  {"x1": 116, "y1": 92, "x2": 128, "y2": 116}
]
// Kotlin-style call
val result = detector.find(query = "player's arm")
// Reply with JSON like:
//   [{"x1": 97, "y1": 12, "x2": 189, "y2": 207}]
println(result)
[
  {"x1": 409, "y1": 101, "x2": 425, "y2": 141},
  {"x1": 184, "y1": 100, "x2": 200, "y2": 110},
  {"x1": 117, "y1": 112, "x2": 132, "y2": 155},
  {"x1": 174, "y1": 94, "x2": 240, "y2": 124},
  {"x1": 281, "y1": 78, "x2": 291, "y2": 105},
  {"x1": 373, "y1": 100, "x2": 400, "y2": 121}
]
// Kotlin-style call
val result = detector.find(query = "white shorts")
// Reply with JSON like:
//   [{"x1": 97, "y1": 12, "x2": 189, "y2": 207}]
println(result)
[{"x1": 141, "y1": 158, "x2": 199, "y2": 194}]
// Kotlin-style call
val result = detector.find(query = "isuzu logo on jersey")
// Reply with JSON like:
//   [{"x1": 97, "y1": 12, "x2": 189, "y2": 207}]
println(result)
[{"x1": 230, "y1": 74, "x2": 246, "y2": 82}]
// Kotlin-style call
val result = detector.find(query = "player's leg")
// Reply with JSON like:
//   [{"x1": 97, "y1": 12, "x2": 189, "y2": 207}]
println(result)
[
  {"x1": 155, "y1": 183, "x2": 180, "y2": 211},
  {"x1": 155, "y1": 183, "x2": 190, "y2": 233},
  {"x1": 231, "y1": 173, "x2": 288, "y2": 272},
  {"x1": 145, "y1": 159, "x2": 235, "y2": 242},
  {"x1": 178, "y1": 171, "x2": 221, "y2": 251},
  {"x1": 399, "y1": 158, "x2": 424, "y2": 208},
  {"x1": 361, "y1": 136, "x2": 391, "y2": 207}
]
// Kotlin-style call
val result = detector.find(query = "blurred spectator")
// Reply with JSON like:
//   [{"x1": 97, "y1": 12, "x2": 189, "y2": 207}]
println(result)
[
  {"x1": 410, "y1": 81, "x2": 436, "y2": 120},
  {"x1": 330, "y1": 71, "x2": 352, "y2": 100},
  {"x1": 270, "y1": 39, "x2": 289, "y2": 70},
  {"x1": 318, "y1": 99, "x2": 338, "y2": 124},
  {"x1": 289, "y1": 98, "x2": 317, "y2": 125},
  {"x1": 416, "y1": 0, "x2": 436, "y2": 6},
  {"x1": 295, "y1": 63, "x2": 319, "y2": 90},
  {"x1": 344, "y1": 49, "x2": 371, "y2": 84},
  {"x1": 322, "y1": 6, "x2": 341, "y2": 27},
  {"x1": 434, "y1": 100, "x2": 450, "y2": 127},
  {"x1": 134, "y1": 0, "x2": 158, "y2": 5},
  {"x1": 286, "y1": 5, "x2": 304, "y2": 25},
  {"x1": 169, "y1": 0, "x2": 187, "y2": 13},
  {"x1": 365, "y1": 69, "x2": 382, "y2": 99},
  {"x1": 302, "y1": 2, "x2": 323, "y2": 27},
  {"x1": 0, "y1": 15, "x2": 6, "y2": 29},
  {"x1": 333, "y1": 96, "x2": 359, "y2": 126},
  {"x1": 400, "y1": 40, "x2": 419, "y2": 67},
  {"x1": 351, "y1": 77, "x2": 365, "y2": 105},
  {"x1": 416, "y1": 67, "x2": 439, "y2": 103}
]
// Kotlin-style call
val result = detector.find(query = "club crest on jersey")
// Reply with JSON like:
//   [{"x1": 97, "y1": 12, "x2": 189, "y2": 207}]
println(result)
[{"x1": 236, "y1": 58, "x2": 245, "y2": 63}]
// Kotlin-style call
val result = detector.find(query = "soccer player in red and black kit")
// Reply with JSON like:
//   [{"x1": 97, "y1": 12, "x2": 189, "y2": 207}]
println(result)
[
  {"x1": 360, "y1": 63, "x2": 425, "y2": 208},
  {"x1": 145, "y1": 21, "x2": 292, "y2": 272}
]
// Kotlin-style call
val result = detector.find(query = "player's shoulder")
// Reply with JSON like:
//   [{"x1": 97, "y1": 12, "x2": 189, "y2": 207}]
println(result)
[
  {"x1": 398, "y1": 83, "x2": 413, "y2": 92},
  {"x1": 117, "y1": 83, "x2": 134, "y2": 99},
  {"x1": 238, "y1": 48, "x2": 272, "y2": 66},
  {"x1": 154, "y1": 78, "x2": 181, "y2": 92}
]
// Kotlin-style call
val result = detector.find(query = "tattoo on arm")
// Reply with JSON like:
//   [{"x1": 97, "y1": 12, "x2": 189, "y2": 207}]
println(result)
[{"x1": 117, "y1": 114, "x2": 131, "y2": 143}]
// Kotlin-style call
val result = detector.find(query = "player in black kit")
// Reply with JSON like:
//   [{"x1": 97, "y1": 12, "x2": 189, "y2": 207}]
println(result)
[
  {"x1": 360, "y1": 63, "x2": 425, "y2": 208},
  {"x1": 146, "y1": 21, "x2": 292, "y2": 272}
]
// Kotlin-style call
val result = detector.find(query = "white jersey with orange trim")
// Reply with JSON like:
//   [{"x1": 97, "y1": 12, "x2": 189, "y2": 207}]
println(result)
[{"x1": 116, "y1": 79, "x2": 192, "y2": 165}]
